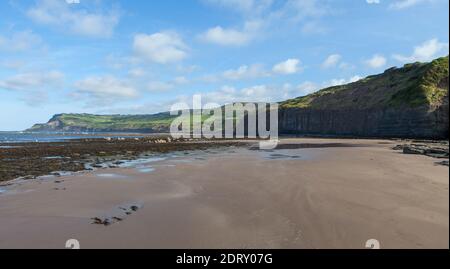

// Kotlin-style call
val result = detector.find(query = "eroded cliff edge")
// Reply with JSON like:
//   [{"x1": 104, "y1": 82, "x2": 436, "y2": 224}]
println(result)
[{"x1": 279, "y1": 56, "x2": 449, "y2": 139}]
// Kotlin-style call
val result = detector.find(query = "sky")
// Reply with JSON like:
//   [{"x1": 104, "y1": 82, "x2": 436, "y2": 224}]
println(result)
[{"x1": 0, "y1": 0, "x2": 449, "y2": 131}]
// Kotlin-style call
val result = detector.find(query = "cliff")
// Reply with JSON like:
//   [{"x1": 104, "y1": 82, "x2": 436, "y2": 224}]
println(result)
[
  {"x1": 28, "y1": 113, "x2": 177, "y2": 133},
  {"x1": 279, "y1": 56, "x2": 449, "y2": 138}
]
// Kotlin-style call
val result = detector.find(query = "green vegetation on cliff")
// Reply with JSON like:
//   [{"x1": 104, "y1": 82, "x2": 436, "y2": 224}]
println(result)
[
  {"x1": 28, "y1": 111, "x2": 223, "y2": 132},
  {"x1": 28, "y1": 112, "x2": 177, "y2": 132},
  {"x1": 281, "y1": 56, "x2": 449, "y2": 109}
]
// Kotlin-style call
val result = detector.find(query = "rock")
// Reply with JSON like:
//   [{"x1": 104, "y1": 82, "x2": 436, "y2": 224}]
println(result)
[
  {"x1": 392, "y1": 145, "x2": 404, "y2": 151},
  {"x1": 403, "y1": 146, "x2": 425, "y2": 155},
  {"x1": 436, "y1": 160, "x2": 449, "y2": 166},
  {"x1": 91, "y1": 217, "x2": 112, "y2": 226},
  {"x1": 396, "y1": 143, "x2": 449, "y2": 160},
  {"x1": 424, "y1": 148, "x2": 449, "y2": 158},
  {"x1": 426, "y1": 153, "x2": 449, "y2": 159}
]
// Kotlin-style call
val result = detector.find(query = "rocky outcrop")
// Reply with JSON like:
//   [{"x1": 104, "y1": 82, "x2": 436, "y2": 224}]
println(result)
[{"x1": 392, "y1": 141, "x2": 449, "y2": 165}]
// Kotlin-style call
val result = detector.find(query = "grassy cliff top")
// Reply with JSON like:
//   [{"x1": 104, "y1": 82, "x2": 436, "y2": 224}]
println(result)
[
  {"x1": 281, "y1": 56, "x2": 449, "y2": 110},
  {"x1": 29, "y1": 112, "x2": 177, "y2": 131},
  {"x1": 28, "y1": 111, "x2": 219, "y2": 131}
]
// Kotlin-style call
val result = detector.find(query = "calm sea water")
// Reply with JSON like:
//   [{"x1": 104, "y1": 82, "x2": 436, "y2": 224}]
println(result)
[{"x1": 0, "y1": 132, "x2": 152, "y2": 144}]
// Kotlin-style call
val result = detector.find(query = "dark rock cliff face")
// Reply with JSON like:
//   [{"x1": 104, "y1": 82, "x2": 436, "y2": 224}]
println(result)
[
  {"x1": 279, "y1": 102, "x2": 449, "y2": 138},
  {"x1": 279, "y1": 56, "x2": 449, "y2": 139}
]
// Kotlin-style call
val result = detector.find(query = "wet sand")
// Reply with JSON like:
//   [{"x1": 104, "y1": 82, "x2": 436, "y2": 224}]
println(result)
[{"x1": 0, "y1": 138, "x2": 448, "y2": 249}]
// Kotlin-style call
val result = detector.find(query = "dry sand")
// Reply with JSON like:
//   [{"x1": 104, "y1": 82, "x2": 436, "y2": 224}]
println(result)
[{"x1": 0, "y1": 138, "x2": 448, "y2": 249}]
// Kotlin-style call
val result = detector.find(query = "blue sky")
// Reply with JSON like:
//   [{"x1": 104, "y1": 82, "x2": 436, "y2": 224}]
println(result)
[{"x1": 0, "y1": 0, "x2": 449, "y2": 131}]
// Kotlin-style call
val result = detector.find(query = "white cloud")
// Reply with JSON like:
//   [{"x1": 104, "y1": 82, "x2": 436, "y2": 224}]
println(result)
[
  {"x1": 389, "y1": 0, "x2": 431, "y2": 9},
  {"x1": 201, "y1": 59, "x2": 301, "y2": 83},
  {"x1": 0, "y1": 70, "x2": 63, "y2": 105},
  {"x1": 365, "y1": 54, "x2": 387, "y2": 68},
  {"x1": 272, "y1": 59, "x2": 302, "y2": 75},
  {"x1": 133, "y1": 32, "x2": 188, "y2": 64},
  {"x1": 200, "y1": 26, "x2": 250, "y2": 46},
  {"x1": 0, "y1": 30, "x2": 42, "y2": 52},
  {"x1": 393, "y1": 38, "x2": 449, "y2": 63},
  {"x1": 201, "y1": 0, "x2": 330, "y2": 45},
  {"x1": 199, "y1": 21, "x2": 262, "y2": 46},
  {"x1": 27, "y1": 0, "x2": 120, "y2": 38},
  {"x1": 0, "y1": 71, "x2": 64, "y2": 91},
  {"x1": 74, "y1": 76, "x2": 138, "y2": 101},
  {"x1": 366, "y1": 0, "x2": 380, "y2": 4},
  {"x1": 321, "y1": 54, "x2": 342, "y2": 69},
  {"x1": 222, "y1": 64, "x2": 268, "y2": 80}
]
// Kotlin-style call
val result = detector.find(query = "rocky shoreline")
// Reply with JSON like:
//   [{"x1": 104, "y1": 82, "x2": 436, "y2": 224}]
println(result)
[
  {"x1": 1, "y1": 137, "x2": 448, "y2": 184},
  {"x1": 393, "y1": 140, "x2": 449, "y2": 166},
  {"x1": 0, "y1": 136, "x2": 251, "y2": 183}
]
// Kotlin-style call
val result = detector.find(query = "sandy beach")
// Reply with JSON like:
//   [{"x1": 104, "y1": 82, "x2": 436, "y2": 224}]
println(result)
[{"x1": 0, "y1": 138, "x2": 448, "y2": 249}]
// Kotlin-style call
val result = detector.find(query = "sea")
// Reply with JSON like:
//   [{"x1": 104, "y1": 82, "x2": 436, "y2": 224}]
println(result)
[{"x1": 0, "y1": 131, "x2": 153, "y2": 144}]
